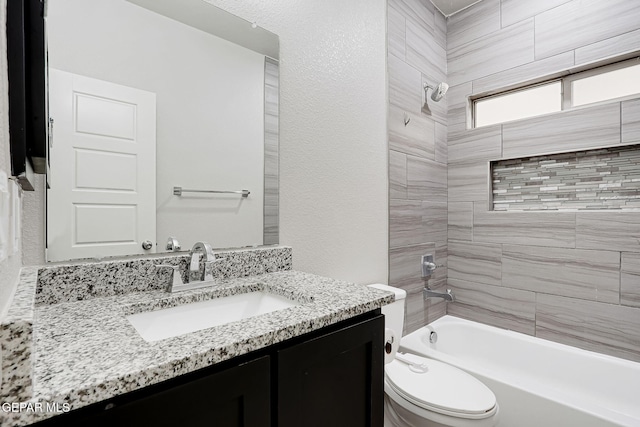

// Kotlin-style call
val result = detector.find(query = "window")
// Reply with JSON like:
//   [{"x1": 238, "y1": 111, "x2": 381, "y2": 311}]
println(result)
[
  {"x1": 473, "y1": 57, "x2": 640, "y2": 128},
  {"x1": 568, "y1": 62, "x2": 640, "y2": 107},
  {"x1": 474, "y1": 82, "x2": 561, "y2": 128}
]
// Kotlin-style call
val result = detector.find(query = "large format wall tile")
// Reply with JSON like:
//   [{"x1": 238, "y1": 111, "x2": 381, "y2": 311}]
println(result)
[
  {"x1": 500, "y1": 0, "x2": 572, "y2": 28},
  {"x1": 264, "y1": 58, "x2": 280, "y2": 245},
  {"x1": 389, "y1": 104, "x2": 435, "y2": 159},
  {"x1": 622, "y1": 272, "x2": 640, "y2": 308},
  {"x1": 575, "y1": 28, "x2": 640, "y2": 66},
  {"x1": 448, "y1": 161, "x2": 488, "y2": 202},
  {"x1": 448, "y1": 202, "x2": 473, "y2": 241},
  {"x1": 390, "y1": 199, "x2": 426, "y2": 248},
  {"x1": 620, "y1": 251, "x2": 640, "y2": 308},
  {"x1": 404, "y1": 280, "x2": 428, "y2": 335},
  {"x1": 389, "y1": 0, "x2": 435, "y2": 34},
  {"x1": 502, "y1": 103, "x2": 621, "y2": 158},
  {"x1": 622, "y1": 99, "x2": 640, "y2": 144},
  {"x1": 448, "y1": 241, "x2": 502, "y2": 286},
  {"x1": 536, "y1": 294, "x2": 640, "y2": 362},
  {"x1": 390, "y1": 200, "x2": 447, "y2": 249},
  {"x1": 622, "y1": 253, "x2": 640, "y2": 275},
  {"x1": 576, "y1": 212, "x2": 640, "y2": 252},
  {"x1": 448, "y1": 125, "x2": 501, "y2": 162},
  {"x1": 407, "y1": 19, "x2": 447, "y2": 86},
  {"x1": 502, "y1": 245, "x2": 620, "y2": 303},
  {"x1": 474, "y1": 203, "x2": 576, "y2": 248},
  {"x1": 472, "y1": 51, "x2": 574, "y2": 95},
  {"x1": 447, "y1": 82, "x2": 472, "y2": 128},
  {"x1": 434, "y1": 9, "x2": 446, "y2": 50},
  {"x1": 407, "y1": 155, "x2": 447, "y2": 202},
  {"x1": 535, "y1": 0, "x2": 640, "y2": 60},
  {"x1": 390, "y1": 150, "x2": 407, "y2": 199},
  {"x1": 389, "y1": 53, "x2": 422, "y2": 113},
  {"x1": 422, "y1": 202, "x2": 448, "y2": 249},
  {"x1": 435, "y1": 122, "x2": 447, "y2": 164},
  {"x1": 388, "y1": 4, "x2": 406, "y2": 60},
  {"x1": 447, "y1": 278, "x2": 536, "y2": 335},
  {"x1": 447, "y1": 0, "x2": 500, "y2": 51},
  {"x1": 448, "y1": 19, "x2": 534, "y2": 87}
]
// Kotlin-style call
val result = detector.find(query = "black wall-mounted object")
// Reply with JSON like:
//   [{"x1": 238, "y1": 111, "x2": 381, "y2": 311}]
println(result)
[{"x1": 6, "y1": 0, "x2": 46, "y2": 191}]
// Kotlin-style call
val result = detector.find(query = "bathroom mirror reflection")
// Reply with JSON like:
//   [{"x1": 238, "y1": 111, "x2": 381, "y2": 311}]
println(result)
[{"x1": 45, "y1": 0, "x2": 279, "y2": 262}]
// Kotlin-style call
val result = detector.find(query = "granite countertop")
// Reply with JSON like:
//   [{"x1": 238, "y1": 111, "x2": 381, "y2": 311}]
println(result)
[{"x1": 2, "y1": 270, "x2": 393, "y2": 426}]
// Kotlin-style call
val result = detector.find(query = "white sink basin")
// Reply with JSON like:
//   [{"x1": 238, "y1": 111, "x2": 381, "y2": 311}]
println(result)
[{"x1": 127, "y1": 291, "x2": 299, "y2": 342}]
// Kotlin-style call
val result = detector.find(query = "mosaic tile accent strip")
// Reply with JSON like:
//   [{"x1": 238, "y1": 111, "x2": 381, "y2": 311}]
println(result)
[{"x1": 492, "y1": 145, "x2": 640, "y2": 211}]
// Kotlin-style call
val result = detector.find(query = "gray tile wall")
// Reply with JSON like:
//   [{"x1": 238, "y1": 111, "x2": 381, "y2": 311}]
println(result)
[
  {"x1": 446, "y1": 0, "x2": 640, "y2": 362},
  {"x1": 264, "y1": 58, "x2": 279, "y2": 245},
  {"x1": 388, "y1": 0, "x2": 448, "y2": 334}
]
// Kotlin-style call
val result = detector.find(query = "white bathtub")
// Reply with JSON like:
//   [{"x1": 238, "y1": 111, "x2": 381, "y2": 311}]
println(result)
[{"x1": 400, "y1": 315, "x2": 640, "y2": 427}]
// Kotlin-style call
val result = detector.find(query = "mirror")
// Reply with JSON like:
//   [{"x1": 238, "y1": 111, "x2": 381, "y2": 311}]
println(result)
[{"x1": 45, "y1": 0, "x2": 279, "y2": 262}]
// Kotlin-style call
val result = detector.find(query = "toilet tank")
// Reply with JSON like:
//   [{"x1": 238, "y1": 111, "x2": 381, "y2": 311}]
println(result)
[{"x1": 368, "y1": 284, "x2": 406, "y2": 337}]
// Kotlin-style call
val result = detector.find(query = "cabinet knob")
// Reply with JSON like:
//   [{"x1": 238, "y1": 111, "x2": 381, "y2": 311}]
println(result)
[{"x1": 142, "y1": 240, "x2": 153, "y2": 250}]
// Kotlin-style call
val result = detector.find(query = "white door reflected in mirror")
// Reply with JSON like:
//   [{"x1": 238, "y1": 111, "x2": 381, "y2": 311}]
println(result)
[{"x1": 47, "y1": 69, "x2": 157, "y2": 262}]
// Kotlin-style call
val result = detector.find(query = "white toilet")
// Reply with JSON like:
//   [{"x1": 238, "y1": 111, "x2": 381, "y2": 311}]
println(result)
[{"x1": 369, "y1": 284, "x2": 499, "y2": 427}]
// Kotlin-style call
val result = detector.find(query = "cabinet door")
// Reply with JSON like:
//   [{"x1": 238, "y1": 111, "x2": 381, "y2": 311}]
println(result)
[
  {"x1": 36, "y1": 355, "x2": 271, "y2": 427},
  {"x1": 277, "y1": 314, "x2": 384, "y2": 427}
]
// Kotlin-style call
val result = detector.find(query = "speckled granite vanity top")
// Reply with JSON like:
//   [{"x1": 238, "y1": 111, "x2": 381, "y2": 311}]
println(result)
[{"x1": 0, "y1": 247, "x2": 393, "y2": 426}]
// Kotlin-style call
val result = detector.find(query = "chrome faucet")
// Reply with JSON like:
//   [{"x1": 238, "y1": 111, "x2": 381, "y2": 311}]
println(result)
[
  {"x1": 190, "y1": 241, "x2": 215, "y2": 282},
  {"x1": 155, "y1": 241, "x2": 221, "y2": 293},
  {"x1": 423, "y1": 288, "x2": 455, "y2": 302},
  {"x1": 420, "y1": 253, "x2": 453, "y2": 301}
]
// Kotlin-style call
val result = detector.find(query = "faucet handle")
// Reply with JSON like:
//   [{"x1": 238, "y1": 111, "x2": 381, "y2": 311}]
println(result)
[
  {"x1": 421, "y1": 254, "x2": 437, "y2": 278},
  {"x1": 203, "y1": 257, "x2": 225, "y2": 281},
  {"x1": 155, "y1": 264, "x2": 184, "y2": 289},
  {"x1": 166, "y1": 237, "x2": 181, "y2": 252}
]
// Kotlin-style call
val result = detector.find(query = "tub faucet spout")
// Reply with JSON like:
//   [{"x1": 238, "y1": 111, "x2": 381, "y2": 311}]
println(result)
[{"x1": 423, "y1": 288, "x2": 455, "y2": 302}]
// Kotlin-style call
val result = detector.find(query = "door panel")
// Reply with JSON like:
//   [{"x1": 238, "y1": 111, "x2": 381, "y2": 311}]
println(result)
[
  {"x1": 74, "y1": 93, "x2": 137, "y2": 140},
  {"x1": 74, "y1": 149, "x2": 137, "y2": 191},
  {"x1": 74, "y1": 204, "x2": 137, "y2": 244}
]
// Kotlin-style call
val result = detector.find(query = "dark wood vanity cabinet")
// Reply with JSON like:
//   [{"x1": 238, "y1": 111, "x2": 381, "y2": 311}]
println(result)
[
  {"x1": 277, "y1": 313, "x2": 384, "y2": 427},
  {"x1": 33, "y1": 311, "x2": 384, "y2": 427},
  {"x1": 35, "y1": 355, "x2": 271, "y2": 427}
]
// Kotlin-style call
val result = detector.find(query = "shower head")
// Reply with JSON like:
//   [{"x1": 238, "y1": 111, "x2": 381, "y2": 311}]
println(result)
[{"x1": 424, "y1": 82, "x2": 449, "y2": 102}]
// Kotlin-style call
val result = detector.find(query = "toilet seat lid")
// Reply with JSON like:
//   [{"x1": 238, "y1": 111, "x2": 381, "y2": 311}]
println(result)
[{"x1": 385, "y1": 354, "x2": 496, "y2": 418}]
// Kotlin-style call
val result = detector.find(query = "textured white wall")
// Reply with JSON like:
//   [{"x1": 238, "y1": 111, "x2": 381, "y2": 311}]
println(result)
[{"x1": 208, "y1": 0, "x2": 389, "y2": 284}]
